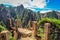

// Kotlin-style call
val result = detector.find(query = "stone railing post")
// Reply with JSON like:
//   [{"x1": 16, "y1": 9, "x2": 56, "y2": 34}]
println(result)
[
  {"x1": 44, "y1": 23, "x2": 51, "y2": 40},
  {"x1": 13, "y1": 19, "x2": 18, "y2": 40},
  {"x1": 14, "y1": 19, "x2": 18, "y2": 31},
  {"x1": 32, "y1": 21, "x2": 37, "y2": 38},
  {"x1": 7, "y1": 18, "x2": 12, "y2": 30},
  {"x1": 1, "y1": 31, "x2": 9, "y2": 40}
]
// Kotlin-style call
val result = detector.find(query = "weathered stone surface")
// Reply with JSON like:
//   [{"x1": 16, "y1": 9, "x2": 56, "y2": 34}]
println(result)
[
  {"x1": 20, "y1": 37, "x2": 37, "y2": 40},
  {"x1": 32, "y1": 21, "x2": 37, "y2": 38},
  {"x1": 44, "y1": 23, "x2": 51, "y2": 40},
  {"x1": 18, "y1": 28, "x2": 32, "y2": 35},
  {"x1": 1, "y1": 30, "x2": 9, "y2": 40}
]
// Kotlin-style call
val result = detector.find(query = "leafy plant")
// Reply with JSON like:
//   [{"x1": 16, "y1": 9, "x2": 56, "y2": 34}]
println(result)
[
  {"x1": 0, "y1": 25, "x2": 15, "y2": 40},
  {"x1": 0, "y1": 25, "x2": 6, "y2": 32},
  {"x1": 38, "y1": 18, "x2": 60, "y2": 40},
  {"x1": 37, "y1": 27, "x2": 44, "y2": 38},
  {"x1": 38, "y1": 18, "x2": 60, "y2": 29},
  {"x1": 9, "y1": 32, "x2": 16, "y2": 40}
]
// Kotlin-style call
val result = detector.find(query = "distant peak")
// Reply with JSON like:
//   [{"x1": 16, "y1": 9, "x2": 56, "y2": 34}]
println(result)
[
  {"x1": 17, "y1": 4, "x2": 24, "y2": 9},
  {"x1": 18, "y1": 4, "x2": 24, "y2": 7}
]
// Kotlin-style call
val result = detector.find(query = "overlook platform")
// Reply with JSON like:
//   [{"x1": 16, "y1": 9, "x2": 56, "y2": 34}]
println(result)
[{"x1": 18, "y1": 28, "x2": 32, "y2": 35}]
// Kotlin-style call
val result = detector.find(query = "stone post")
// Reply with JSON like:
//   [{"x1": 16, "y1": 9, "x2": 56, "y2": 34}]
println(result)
[
  {"x1": 13, "y1": 31, "x2": 18, "y2": 40},
  {"x1": 27, "y1": 20, "x2": 31, "y2": 29},
  {"x1": 7, "y1": 18, "x2": 11, "y2": 25},
  {"x1": 14, "y1": 19, "x2": 18, "y2": 31},
  {"x1": 1, "y1": 31, "x2": 9, "y2": 40},
  {"x1": 13, "y1": 19, "x2": 18, "y2": 40},
  {"x1": 32, "y1": 21, "x2": 37, "y2": 38},
  {"x1": 7, "y1": 18, "x2": 12, "y2": 30},
  {"x1": 44, "y1": 23, "x2": 51, "y2": 40}
]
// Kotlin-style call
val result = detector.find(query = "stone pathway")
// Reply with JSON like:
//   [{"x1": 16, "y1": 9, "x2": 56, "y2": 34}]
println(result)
[
  {"x1": 18, "y1": 28, "x2": 32, "y2": 35},
  {"x1": 18, "y1": 28, "x2": 37, "y2": 40},
  {"x1": 20, "y1": 37, "x2": 36, "y2": 40}
]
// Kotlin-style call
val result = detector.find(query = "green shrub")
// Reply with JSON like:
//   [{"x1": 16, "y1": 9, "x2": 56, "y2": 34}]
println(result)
[
  {"x1": 37, "y1": 27, "x2": 44, "y2": 38},
  {"x1": 38, "y1": 18, "x2": 60, "y2": 40},
  {"x1": 38, "y1": 18, "x2": 60, "y2": 29},
  {"x1": 9, "y1": 32, "x2": 16, "y2": 40},
  {"x1": 0, "y1": 25, "x2": 6, "y2": 32}
]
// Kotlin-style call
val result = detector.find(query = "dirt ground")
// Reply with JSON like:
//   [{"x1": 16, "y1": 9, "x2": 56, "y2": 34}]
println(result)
[
  {"x1": 18, "y1": 28, "x2": 37, "y2": 40},
  {"x1": 20, "y1": 37, "x2": 36, "y2": 40}
]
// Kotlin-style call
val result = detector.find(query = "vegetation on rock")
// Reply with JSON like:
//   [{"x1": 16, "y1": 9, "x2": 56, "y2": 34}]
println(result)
[{"x1": 38, "y1": 18, "x2": 60, "y2": 40}]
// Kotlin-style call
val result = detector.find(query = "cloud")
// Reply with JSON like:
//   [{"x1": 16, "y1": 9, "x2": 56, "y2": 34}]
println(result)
[
  {"x1": 40, "y1": 10, "x2": 52, "y2": 13},
  {"x1": 0, "y1": 0, "x2": 46, "y2": 8},
  {"x1": 0, "y1": 0, "x2": 21, "y2": 6},
  {"x1": 28, "y1": 7, "x2": 52, "y2": 12}
]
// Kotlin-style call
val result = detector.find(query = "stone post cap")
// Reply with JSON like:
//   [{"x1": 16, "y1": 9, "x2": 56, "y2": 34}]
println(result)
[
  {"x1": 32, "y1": 21, "x2": 37, "y2": 23},
  {"x1": 1, "y1": 30, "x2": 9, "y2": 33}
]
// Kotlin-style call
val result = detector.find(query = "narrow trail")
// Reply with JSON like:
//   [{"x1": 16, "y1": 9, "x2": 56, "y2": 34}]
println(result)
[
  {"x1": 18, "y1": 28, "x2": 37, "y2": 40},
  {"x1": 20, "y1": 37, "x2": 36, "y2": 40}
]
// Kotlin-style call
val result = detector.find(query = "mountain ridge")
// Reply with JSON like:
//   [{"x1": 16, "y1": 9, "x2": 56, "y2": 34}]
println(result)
[{"x1": 0, "y1": 4, "x2": 60, "y2": 27}]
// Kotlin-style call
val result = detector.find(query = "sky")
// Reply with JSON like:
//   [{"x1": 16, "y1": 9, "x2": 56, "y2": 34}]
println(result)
[{"x1": 0, "y1": 0, "x2": 60, "y2": 13}]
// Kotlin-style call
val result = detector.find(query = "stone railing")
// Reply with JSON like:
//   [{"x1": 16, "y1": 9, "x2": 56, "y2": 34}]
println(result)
[{"x1": 0, "y1": 30, "x2": 9, "y2": 40}]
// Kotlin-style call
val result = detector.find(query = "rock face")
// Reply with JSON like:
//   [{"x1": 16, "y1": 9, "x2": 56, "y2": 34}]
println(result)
[
  {"x1": 17, "y1": 4, "x2": 24, "y2": 13},
  {"x1": 0, "y1": 4, "x2": 60, "y2": 20},
  {"x1": 0, "y1": 4, "x2": 60, "y2": 29},
  {"x1": 40, "y1": 11, "x2": 60, "y2": 19},
  {"x1": 56, "y1": 12, "x2": 60, "y2": 19}
]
